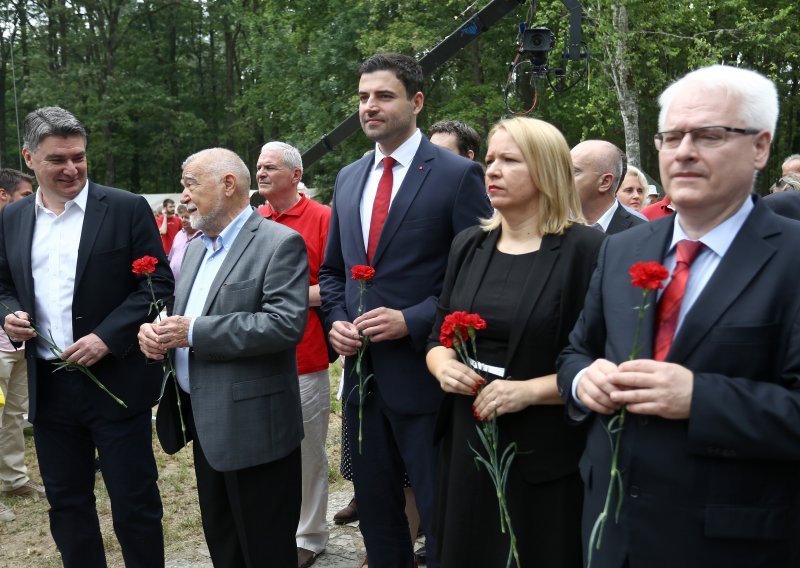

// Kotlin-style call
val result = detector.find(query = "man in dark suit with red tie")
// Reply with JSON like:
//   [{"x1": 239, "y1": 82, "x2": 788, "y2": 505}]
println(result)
[
  {"x1": 558, "y1": 65, "x2": 800, "y2": 567},
  {"x1": 319, "y1": 53, "x2": 491, "y2": 567}
]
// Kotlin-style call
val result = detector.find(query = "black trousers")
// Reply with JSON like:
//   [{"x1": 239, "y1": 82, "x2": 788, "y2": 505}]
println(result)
[
  {"x1": 181, "y1": 389, "x2": 302, "y2": 568},
  {"x1": 33, "y1": 359, "x2": 164, "y2": 568}
]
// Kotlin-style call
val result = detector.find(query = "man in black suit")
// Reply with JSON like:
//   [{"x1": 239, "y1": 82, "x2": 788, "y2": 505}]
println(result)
[
  {"x1": 558, "y1": 65, "x2": 800, "y2": 567},
  {"x1": 0, "y1": 107, "x2": 172, "y2": 567},
  {"x1": 571, "y1": 139, "x2": 646, "y2": 234}
]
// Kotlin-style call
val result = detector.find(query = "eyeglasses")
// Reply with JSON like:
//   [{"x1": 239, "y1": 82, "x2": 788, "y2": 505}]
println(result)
[{"x1": 653, "y1": 126, "x2": 760, "y2": 151}]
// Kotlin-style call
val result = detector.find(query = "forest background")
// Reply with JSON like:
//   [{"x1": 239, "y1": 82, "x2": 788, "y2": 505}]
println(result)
[{"x1": 0, "y1": 0, "x2": 798, "y2": 201}]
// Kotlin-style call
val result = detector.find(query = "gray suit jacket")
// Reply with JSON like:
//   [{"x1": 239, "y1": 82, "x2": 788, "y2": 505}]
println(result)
[{"x1": 156, "y1": 209, "x2": 309, "y2": 472}]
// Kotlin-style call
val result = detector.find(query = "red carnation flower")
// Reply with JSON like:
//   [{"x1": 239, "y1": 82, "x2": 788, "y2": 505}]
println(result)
[
  {"x1": 629, "y1": 261, "x2": 668, "y2": 290},
  {"x1": 351, "y1": 265, "x2": 376, "y2": 281},
  {"x1": 132, "y1": 256, "x2": 159, "y2": 275},
  {"x1": 440, "y1": 311, "x2": 486, "y2": 350}
]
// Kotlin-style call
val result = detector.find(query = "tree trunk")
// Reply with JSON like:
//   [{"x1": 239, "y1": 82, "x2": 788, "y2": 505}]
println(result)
[
  {"x1": 224, "y1": 24, "x2": 235, "y2": 148},
  {"x1": 606, "y1": 1, "x2": 641, "y2": 167}
]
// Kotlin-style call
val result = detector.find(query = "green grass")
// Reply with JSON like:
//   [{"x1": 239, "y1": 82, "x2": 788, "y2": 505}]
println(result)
[{"x1": 1, "y1": 360, "x2": 350, "y2": 565}]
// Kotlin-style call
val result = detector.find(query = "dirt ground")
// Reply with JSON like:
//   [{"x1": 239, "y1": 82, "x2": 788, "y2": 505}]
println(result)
[{"x1": 0, "y1": 366, "x2": 346, "y2": 567}]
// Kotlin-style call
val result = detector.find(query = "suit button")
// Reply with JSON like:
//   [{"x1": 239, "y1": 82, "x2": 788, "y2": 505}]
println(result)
[{"x1": 630, "y1": 485, "x2": 640, "y2": 498}]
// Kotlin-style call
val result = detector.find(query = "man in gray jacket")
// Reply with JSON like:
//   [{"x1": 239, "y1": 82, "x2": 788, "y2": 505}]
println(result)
[{"x1": 139, "y1": 147, "x2": 309, "y2": 567}]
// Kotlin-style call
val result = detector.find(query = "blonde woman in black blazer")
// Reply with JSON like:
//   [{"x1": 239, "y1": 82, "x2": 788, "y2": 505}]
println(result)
[{"x1": 427, "y1": 117, "x2": 605, "y2": 567}]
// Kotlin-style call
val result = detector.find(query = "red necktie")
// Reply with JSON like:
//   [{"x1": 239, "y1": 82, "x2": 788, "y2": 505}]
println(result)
[
  {"x1": 367, "y1": 157, "x2": 396, "y2": 264},
  {"x1": 653, "y1": 239, "x2": 704, "y2": 360}
]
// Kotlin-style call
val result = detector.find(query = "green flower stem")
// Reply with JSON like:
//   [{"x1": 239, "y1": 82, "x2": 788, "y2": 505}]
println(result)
[
  {"x1": 350, "y1": 277, "x2": 371, "y2": 454},
  {"x1": 455, "y1": 328, "x2": 520, "y2": 568},
  {"x1": 587, "y1": 288, "x2": 653, "y2": 567},
  {"x1": 145, "y1": 274, "x2": 188, "y2": 447},
  {"x1": 0, "y1": 300, "x2": 127, "y2": 408},
  {"x1": 55, "y1": 360, "x2": 127, "y2": 408}
]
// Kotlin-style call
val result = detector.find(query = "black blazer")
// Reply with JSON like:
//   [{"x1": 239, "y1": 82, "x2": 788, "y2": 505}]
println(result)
[
  {"x1": 606, "y1": 201, "x2": 646, "y2": 235},
  {"x1": 0, "y1": 182, "x2": 173, "y2": 421},
  {"x1": 428, "y1": 223, "x2": 604, "y2": 482},
  {"x1": 558, "y1": 196, "x2": 800, "y2": 567}
]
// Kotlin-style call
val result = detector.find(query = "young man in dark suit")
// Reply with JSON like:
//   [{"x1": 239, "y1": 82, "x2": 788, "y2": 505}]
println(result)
[
  {"x1": 558, "y1": 65, "x2": 800, "y2": 567},
  {"x1": 0, "y1": 106, "x2": 172, "y2": 567},
  {"x1": 319, "y1": 53, "x2": 491, "y2": 568}
]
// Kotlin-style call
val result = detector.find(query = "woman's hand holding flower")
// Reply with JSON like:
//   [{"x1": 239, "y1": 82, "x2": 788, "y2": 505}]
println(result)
[{"x1": 429, "y1": 350, "x2": 485, "y2": 396}]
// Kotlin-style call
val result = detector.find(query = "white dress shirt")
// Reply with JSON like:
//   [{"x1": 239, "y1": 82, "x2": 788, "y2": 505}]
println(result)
[
  {"x1": 31, "y1": 182, "x2": 88, "y2": 359},
  {"x1": 359, "y1": 129, "x2": 423, "y2": 250},
  {"x1": 594, "y1": 199, "x2": 620, "y2": 232}
]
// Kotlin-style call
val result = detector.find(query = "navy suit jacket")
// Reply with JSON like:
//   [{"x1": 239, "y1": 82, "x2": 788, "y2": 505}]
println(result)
[
  {"x1": 319, "y1": 136, "x2": 491, "y2": 414},
  {"x1": 557, "y1": 195, "x2": 800, "y2": 567},
  {"x1": 0, "y1": 182, "x2": 173, "y2": 421}
]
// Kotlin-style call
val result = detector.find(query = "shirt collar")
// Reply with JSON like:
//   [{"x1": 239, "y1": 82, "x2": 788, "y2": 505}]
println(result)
[
  {"x1": 670, "y1": 195, "x2": 754, "y2": 258},
  {"x1": 200, "y1": 205, "x2": 252, "y2": 253},
  {"x1": 372, "y1": 129, "x2": 422, "y2": 170},
  {"x1": 262, "y1": 193, "x2": 307, "y2": 220},
  {"x1": 34, "y1": 180, "x2": 89, "y2": 218},
  {"x1": 595, "y1": 199, "x2": 620, "y2": 232}
]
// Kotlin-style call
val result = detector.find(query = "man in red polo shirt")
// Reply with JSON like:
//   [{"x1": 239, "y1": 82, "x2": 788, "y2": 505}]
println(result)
[
  {"x1": 256, "y1": 141, "x2": 331, "y2": 568},
  {"x1": 156, "y1": 198, "x2": 182, "y2": 253},
  {"x1": 641, "y1": 194, "x2": 675, "y2": 220}
]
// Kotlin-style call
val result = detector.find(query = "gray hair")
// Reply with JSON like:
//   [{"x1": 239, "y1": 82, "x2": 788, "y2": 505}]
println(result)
[
  {"x1": 182, "y1": 148, "x2": 251, "y2": 194},
  {"x1": 783, "y1": 154, "x2": 800, "y2": 168},
  {"x1": 658, "y1": 65, "x2": 779, "y2": 135},
  {"x1": 771, "y1": 173, "x2": 800, "y2": 193},
  {"x1": 23, "y1": 107, "x2": 88, "y2": 153},
  {"x1": 261, "y1": 141, "x2": 303, "y2": 176}
]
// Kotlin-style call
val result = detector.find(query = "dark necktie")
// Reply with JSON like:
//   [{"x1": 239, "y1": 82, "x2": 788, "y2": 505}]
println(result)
[
  {"x1": 367, "y1": 156, "x2": 396, "y2": 264},
  {"x1": 653, "y1": 239, "x2": 704, "y2": 360}
]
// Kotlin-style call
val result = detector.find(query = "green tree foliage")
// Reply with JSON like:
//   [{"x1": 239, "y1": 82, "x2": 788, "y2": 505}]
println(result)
[{"x1": 1, "y1": 0, "x2": 797, "y2": 197}]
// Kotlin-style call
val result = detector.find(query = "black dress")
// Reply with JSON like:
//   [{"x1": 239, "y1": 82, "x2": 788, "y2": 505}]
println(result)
[{"x1": 428, "y1": 224, "x2": 604, "y2": 568}]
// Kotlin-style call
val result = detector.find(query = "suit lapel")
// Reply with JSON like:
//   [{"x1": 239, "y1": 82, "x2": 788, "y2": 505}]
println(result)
[
  {"x1": 630, "y1": 219, "x2": 675, "y2": 359},
  {"x1": 460, "y1": 230, "x2": 498, "y2": 312},
  {"x1": 17, "y1": 199, "x2": 37, "y2": 309},
  {"x1": 668, "y1": 206, "x2": 775, "y2": 362},
  {"x1": 345, "y1": 154, "x2": 374, "y2": 265},
  {"x1": 607, "y1": 206, "x2": 628, "y2": 235},
  {"x1": 370, "y1": 140, "x2": 434, "y2": 266},
  {"x1": 74, "y1": 183, "x2": 108, "y2": 292},
  {"x1": 200, "y1": 211, "x2": 260, "y2": 315},
  {"x1": 504, "y1": 233, "x2": 561, "y2": 370}
]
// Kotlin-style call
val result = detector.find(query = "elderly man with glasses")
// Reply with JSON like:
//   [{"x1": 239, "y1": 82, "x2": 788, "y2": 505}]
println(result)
[{"x1": 558, "y1": 65, "x2": 800, "y2": 568}]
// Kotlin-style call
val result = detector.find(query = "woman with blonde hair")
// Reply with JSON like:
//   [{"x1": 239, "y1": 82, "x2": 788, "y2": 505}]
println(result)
[
  {"x1": 426, "y1": 117, "x2": 604, "y2": 567},
  {"x1": 616, "y1": 164, "x2": 648, "y2": 211}
]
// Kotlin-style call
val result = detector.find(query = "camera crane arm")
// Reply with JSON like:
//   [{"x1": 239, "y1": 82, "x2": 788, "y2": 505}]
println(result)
[
  {"x1": 301, "y1": 0, "x2": 527, "y2": 169},
  {"x1": 301, "y1": 0, "x2": 584, "y2": 169}
]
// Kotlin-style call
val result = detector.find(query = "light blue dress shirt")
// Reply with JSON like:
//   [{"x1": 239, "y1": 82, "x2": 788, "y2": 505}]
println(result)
[{"x1": 174, "y1": 205, "x2": 252, "y2": 392}]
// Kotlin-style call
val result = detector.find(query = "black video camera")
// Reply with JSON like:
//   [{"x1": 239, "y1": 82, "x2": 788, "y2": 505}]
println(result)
[{"x1": 522, "y1": 27, "x2": 556, "y2": 67}]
